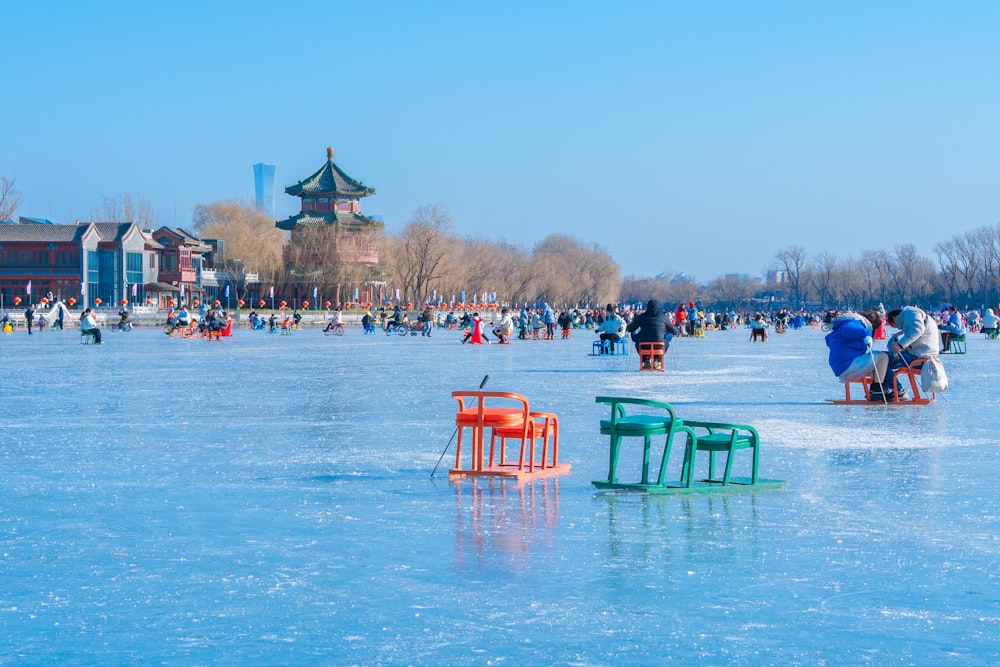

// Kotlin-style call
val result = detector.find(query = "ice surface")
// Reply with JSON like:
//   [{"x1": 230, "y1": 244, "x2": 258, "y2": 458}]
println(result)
[{"x1": 1, "y1": 323, "x2": 999, "y2": 664}]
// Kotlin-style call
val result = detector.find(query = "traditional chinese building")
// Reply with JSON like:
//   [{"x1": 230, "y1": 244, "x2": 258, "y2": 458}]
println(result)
[
  {"x1": 0, "y1": 219, "x2": 158, "y2": 309},
  {"x1": 275, "y1": 147, "x2": 383, "y2": 306},
  {"x1": 277, "y1": 147, "x2": 381, "y2": 242},
  {"x1": 149, "y1": 226, "x2": 212, "y2": 306}
]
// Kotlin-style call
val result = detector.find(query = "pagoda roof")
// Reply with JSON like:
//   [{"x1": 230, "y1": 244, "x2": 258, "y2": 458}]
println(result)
[
  {"x1": 285, "y1": 148, "x2": 375, "y2": 199},
  {"x1": 275, "y1": 211, "x2": 384, "y2": 232}
]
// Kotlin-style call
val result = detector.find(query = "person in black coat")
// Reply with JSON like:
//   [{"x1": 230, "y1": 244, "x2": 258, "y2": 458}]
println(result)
[{"x1": 626, "y1": 299, "x2": 680, "y2": 355}]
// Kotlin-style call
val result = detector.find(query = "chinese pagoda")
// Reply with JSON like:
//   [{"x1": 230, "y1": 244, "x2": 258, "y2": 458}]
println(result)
[{"x1": 276, "y1": 147, "x2": 382, "y2": 264}]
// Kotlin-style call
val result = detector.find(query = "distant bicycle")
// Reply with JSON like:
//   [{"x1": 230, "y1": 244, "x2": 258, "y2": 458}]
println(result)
[
  {"x1": 821, "y1": 322, "x2": 832, "y2": 332},
  {"x1": 385, "y1": 323, "x2": 409, "y2": 336}
]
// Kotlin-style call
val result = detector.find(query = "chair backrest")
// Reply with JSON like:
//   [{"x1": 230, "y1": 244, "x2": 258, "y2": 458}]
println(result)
[
  {"x1": 637, "y1": 342, "x2": 665, "y2": 355},
  {"x1": 452, "y1": 390, "x2": 531, "y2": 422},
  {"x1": 595, "y1": 396, "x2": 679, "y2": 428}
]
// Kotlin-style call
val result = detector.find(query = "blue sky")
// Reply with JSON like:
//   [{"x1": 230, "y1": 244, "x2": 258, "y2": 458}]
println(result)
[{"x1": 4, "y1": 1, "x2": 999, "y2": 280}]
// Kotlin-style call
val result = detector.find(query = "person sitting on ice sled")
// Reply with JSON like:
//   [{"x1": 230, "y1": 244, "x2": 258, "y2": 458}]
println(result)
[
  {"x1": 825, "y1": 308, "x2": 897, "y2": 402},
  {"x1": 462, "y1": 312, "x2": 490, "y2": 344}
]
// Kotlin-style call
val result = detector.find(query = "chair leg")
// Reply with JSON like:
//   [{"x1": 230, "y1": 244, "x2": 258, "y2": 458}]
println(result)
[
  {"x1": 656, "y1": 431, "x2": 682, "y2": 486},
  {"x1": 641, "y1": 435, "x2": 651, "y2": 484},
  {"x1": 722, "y1": 451, "x2": 735, "y2": 485},
  {"x1": 549, "y1": 419, "x2": 559, "y2": 468},
  {"x1": 608, "y1": 435, "x2": 622, "y2": 484},
  {"x1": 680, "y1": 438, "x2": 695, "y2": 487},
  {"x1": 526, "y1": 426, "x2": 536, "y2": 472},
  {"x1": 454, "y1": 426, "x2": 466, "y2": 471},
  {"x1": 538, "y1": 416, "x2": 558, "y2": 469}
]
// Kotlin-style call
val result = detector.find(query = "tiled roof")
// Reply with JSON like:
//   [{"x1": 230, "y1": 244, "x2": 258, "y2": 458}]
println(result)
[
  {"x1": 0, "y1": 223, "x2": 89, "y2": 242},
  {"x1": 142, "y1": 230, "x2": 165, "y2": 250},
  {"x1": 174, "y1": 227, "x2": 201, "y2": 243},
  {"x1": 152, "y1": 226, "x2": 212, "y2": 251},
  {"x1": 285, "y1": 148, "x2": 375, "y2": 199},
  {"x1": 83, "y1": 222, "x2": 135, "y2": 242},
  {"x1": 275, "y1": 211, "x2": 384, "y2": 232}
]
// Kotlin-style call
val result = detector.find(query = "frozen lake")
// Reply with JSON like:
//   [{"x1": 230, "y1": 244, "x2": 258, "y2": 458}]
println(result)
[{"x1": 1, "y1": 322, "x2": 998, "y2": 664}]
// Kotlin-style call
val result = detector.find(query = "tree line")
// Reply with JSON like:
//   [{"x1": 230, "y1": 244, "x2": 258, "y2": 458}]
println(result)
[
  {"x1": 766, "y1": 227, "x2": 1000, "y2": 311},
  {"x1": 3, "y1": 178, "x2": 998, "y2": 310},
  {"x1": 192, "y1": 201, "x2": 622, "y2": 308}
]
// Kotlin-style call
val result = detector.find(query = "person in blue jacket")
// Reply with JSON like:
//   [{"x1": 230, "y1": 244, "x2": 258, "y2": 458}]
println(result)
[
  {"x1": 825, "y1": 309, "x2": 891, "y2": 401},
  {"x1": 939, "y1": 305, "x2": 966, "y2": 351}
]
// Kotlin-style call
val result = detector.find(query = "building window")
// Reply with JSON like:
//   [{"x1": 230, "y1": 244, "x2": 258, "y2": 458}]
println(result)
[
  {"x1": 126, "y1": 252, "x2": 143, "y2": 289},
  {"x1": 87, "y1": 251, "x2": 99, "y2": 285}
]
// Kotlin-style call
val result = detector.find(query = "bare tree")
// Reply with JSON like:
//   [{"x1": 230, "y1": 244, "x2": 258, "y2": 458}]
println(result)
[
  {"x1": 283, "y1": 224, "x2": 375, "y2": 304},
  {"x1": 773, "y1": 245, "x2": 809, "y2": 308},
  {"x1": 90, "y1": 192, "x2": 156, "y2": 227},
  {"x1": 395, "y1": 205, "x2": 455, "y2": 303},
  {"x1": 809, "y1": 251, "x2": 839, "y2": 308},
  {"x1": 525, "y1": 235, "x2": 620, "y2": 307},
  {"x1": 0, "y1": 177, "x2": 22, "y2": 221},
  {"x1": 192, "y1": 200, "x2": 285, "y2": 300},
  {"x1": 933, "y1": 238, "x2": 962, "y2": 304},
  {"x1": 888, "y1": 243, "x2": 936, "y2": 305},
  {"x1": 450, "y1": 238, "x2": 530, "y2": 305},
  {"x1": 705, "y1": 274, "x2": 758, "y2": 310}
]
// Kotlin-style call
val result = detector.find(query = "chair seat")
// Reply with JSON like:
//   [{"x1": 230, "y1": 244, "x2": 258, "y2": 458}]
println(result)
[
  {"x1": 600, "y1": 415, "x2": 673, "y2": 434},
  {"x1": 682, "y1": 420, "x2": 760, "y2": 487},
  {"x1": 455, "y1": 407, "x2": 524, "y2": 426},
  {"x1": 695, "y1": 433, "x2": 755, "y2": 451}
]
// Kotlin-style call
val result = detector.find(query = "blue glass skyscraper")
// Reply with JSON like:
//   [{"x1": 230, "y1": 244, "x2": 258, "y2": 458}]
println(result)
[{"x1": 253, "y1": 163, "x2": 276, "y2": 218}]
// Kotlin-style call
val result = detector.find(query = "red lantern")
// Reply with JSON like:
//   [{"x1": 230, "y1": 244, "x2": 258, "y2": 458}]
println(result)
[
  {"x1": 193, "y1": 299, "x2": 200, "y2": 308},
  {"x1": 146, "y1": 299, "x2": 152, "y2": 306},
  {"x1": 214, "y1": 300, "x2": 221, "y2": 307},
  {"x1": 94, "y1": 298, "x2": 102, "y2": 306},
  {"x1": 302, "y1": 300, "x2": 310, "y2": 309},
  {"x1": 13, "y1": 297, "x2": 21, "y2": 305},
  {"x1": 259, "y1": 300, "x2": 266, "y2": 307},
  {"x1": 279, "y1": 300, "x2": 287, "y2": 308},
  {"x1": 168, "y1": 299, "x2": 175, "y2": 307},
  {"x1": 121, "y1": 299, "x2": 128, "y2": 306},
  {"x1": 41, "y1": 297, "x2": 49, "y2": 305},
  {"x1": 406, "y1": 301, "x2": 413, "y2": 309},
  {"x1": 344, "y1": 301, "x2": 352, "y2": 309},
  {"x1": 68, "y1": 297, "x2": 77, "y2": 307},
  {"x1": 238, "y1": 300, "x2": 245, "y2": 308},
  {"x1": 324, "y1": 300, "x2": 332, "y2": 308}
]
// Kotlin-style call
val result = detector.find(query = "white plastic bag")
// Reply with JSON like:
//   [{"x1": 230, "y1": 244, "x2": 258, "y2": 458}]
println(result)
[{"x1": 921, "y1": 356, "x2": 949, "y2": 393}]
